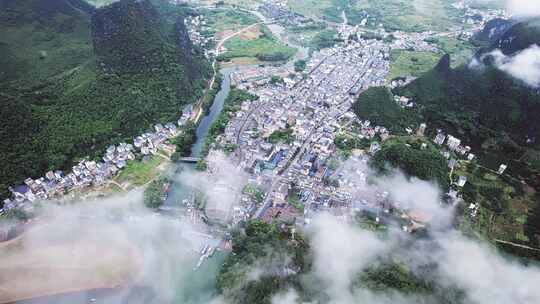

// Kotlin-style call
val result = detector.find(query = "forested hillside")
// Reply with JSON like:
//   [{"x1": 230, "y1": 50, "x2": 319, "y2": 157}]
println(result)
[
  {"x1": 217, "y1": 221, "x2": 466, "y2": 304},
  {"x1": 0, "y1": 0, "x2": 211, "y2": 200},
  {"x1": 353, "y1": 18, "x2": 540, "y2": 250}
]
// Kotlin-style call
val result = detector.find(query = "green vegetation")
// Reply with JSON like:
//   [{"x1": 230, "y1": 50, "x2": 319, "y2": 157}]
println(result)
[
  {"x1": 356, "y1": 0, "x2": 462, "y2": 32},
  {"x1": 353, "y1": 87, "x2": 419, "y2": 134},
  {"x1": 371, "y1": 137, "x2": 450, "y2": 189},
  {"x1": 195, "y1": 159, "x2": 208, "y2": 171},
  {"x1": 243, "y1": 184, "x2": 266, "y2": 203},
  {"x1": 202, "y1": 72, "x2": 223, "y2": 116},
  {"x1": 426, "y1": 37, "x2": 475, "y2": 67},
  {"x1": 288, "y1": 0, "x2": 462, "y2": 32},
  {"x1": 294, "y1": 60, "x2": 307, "y2": 72},
  {"x1": 358, "y1": 262, "x2": 431, "y2": 293},
  {"x1": 0, "y1": 0, "x2": 211, "y2": 202},
  {"x1": 334, "y1": 133, "x2": 371, "y2": 154},
  {"x1": 218, "y1": 26, "x2": 296, "y2": 62},
  {"x1": 202, "y1": 8, "x2": 258, "y2": 33},
  {"x1": 310, "y1": 29, "x2": 339, "y2": 50},
  {"x1": 287, "y1": 0, "x2": 333, "y2": 19},
  {"x1": 484, "y1": 17, "x2": 540, "y2": 55},
  {"x1": 172, "y1": 123, "x2": 198, "y2": 159},
  {"x1": 115, "y1": 155, "x2": 164, "y2": 186},
  {"x1": 143, "y1": 176, "x2": 169, "y2": 209},
  {"x1": 287, "y1": 185, "x2": 304, "y2": 213},
  {"x1": 268, "y1": 128, "x2": 294, "y2": 144},
  {"x1": 470, "y1": 18, "x2": 512, "y2": 48},
  {"x1": 397, "y1": 54, "x2": 540, "y2": 185},
  {"x1": 269, "y1": 75, "x2": 284, "y2": 85},
  {"x1": 391, "y1": 21, "x2": 540, "y2": 248},
  {"x1": 202, "y1": 88, "x2": 258, "y2": 155},
  {"x1": 0, "y1": 0, "x2": 94, "y2": 85},
  {"x1": 355, "y1": 19, "x2": 540, "y2": 254},
  {"x1": 217, "y1": 221, "x2": 309, "y2": 304},
  {"x1": 216, "y1": 221, "x2": 467, "y2": 303},
  {"x1": 388, "y1": 49, "x2": 441, "y2": 80},
  {"x1": 455, "y1": 161, "x2": 537, "y2": 246}
]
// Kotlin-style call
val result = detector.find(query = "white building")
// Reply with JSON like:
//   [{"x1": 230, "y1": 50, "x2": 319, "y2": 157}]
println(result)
[
  {"x1": 457, "y1": 175, "x2": 467, "y2": 187},
  {"x1": 446, "y1": 135, "x2": 461, "y2": 151},
  {"x1": 498, "y1": 164, "x2": 508, "y2": 175}
]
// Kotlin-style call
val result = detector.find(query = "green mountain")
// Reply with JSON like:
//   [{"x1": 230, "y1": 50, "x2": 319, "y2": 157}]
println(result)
[
  {"x1": 470, "y1": 17, "x2": 512, "y2": 47},
  {"x1": 354, "y1": 18, "x2": 540, "y2": 250},
  {"x1": 0, "y1": 0, "x2": 211, "y2": 200},
  {"x1": 483, "y1": 17, "x2": 540, "y2": 55},
  {"x1": 0, "y1": 0, "x2": 94, "y2": 84}
]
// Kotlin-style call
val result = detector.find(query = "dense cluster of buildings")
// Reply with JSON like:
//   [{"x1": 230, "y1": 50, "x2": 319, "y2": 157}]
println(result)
[
  {"x1": 258, "y1": 1, "x2": 312, "y2": 27},
  {"x1": 203, "y1": 32, "x2": 398, "y2": 226},
  {"x1": 1, "y1": 105, "x2": 196, "y2": 214},
  {"x1": 390, "y1": 30, "x2": 440, "y2": 53},
  {"x1": 185, "y1": 14, "x2": 215, "y2": 58},
  {"x1": 452, "y1": 0, "x2": 509, "y2": 39},
  {"x1": 201, "y1": 6, "x2": 509, "y2": 229}
]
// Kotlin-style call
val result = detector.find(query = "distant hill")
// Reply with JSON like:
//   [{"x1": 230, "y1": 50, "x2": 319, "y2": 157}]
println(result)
[
  {"x1": 470, "y1": 18, "x2": 512, "y2": 47},
  {"x1": 482, "y1": 16, "x2": 540, "y2": 55},
  {"x1": 397, "y1": 55, "x2": 540, "y2": 185},
  {"x1": 354, "y1": 17, "x2": 540, "y2": 249},
  {"x1": 0, "y1": 0, "x2": 94, "y2": 84},
  {"x1": 0, "y1": 0, "x2": 211, "y2": 200}
]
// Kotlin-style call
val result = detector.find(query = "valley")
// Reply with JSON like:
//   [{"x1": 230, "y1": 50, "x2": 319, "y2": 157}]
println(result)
[{"x1": 1, "y1": 0, "x2": 540, "y2": 303}]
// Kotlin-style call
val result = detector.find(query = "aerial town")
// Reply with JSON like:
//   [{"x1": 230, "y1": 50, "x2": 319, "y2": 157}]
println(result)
[
  {"x1": 2, "y1": 0, "x2": 510, "y2": 234},
  {"x1": 200, "y1": 18, "x2": 501, "y2": 232}
]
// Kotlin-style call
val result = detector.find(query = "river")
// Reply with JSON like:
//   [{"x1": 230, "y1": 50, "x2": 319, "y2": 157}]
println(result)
[
  {"x1": 190, "y1": 67, "x2": 235, "y2": 158},
  {"x1": 15, "y1": 66, "x2": 237, "y2": 304},
  {"x1": 15, "y1": 10, "x2": 308, "y2": 304}
]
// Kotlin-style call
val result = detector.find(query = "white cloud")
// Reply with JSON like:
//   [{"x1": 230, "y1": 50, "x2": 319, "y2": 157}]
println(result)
[
  {"x1": 179, "y1": 151, "x2": 248, "y2": 222},
  {"x1": 433, "y1": 231, "x2": 540, "y2": 304},
  {"x1": 486, "y1": 45, "x2": 540, "y2": 87},
  {"x1": 0, "y1": 192, "x2": 221, "y2": 304},
  {"x1": 271, "y1": 289, "x2": 300, "y2": 304},
  {"x1": 308, "y1": 213, "x2": 388, "y2": 303},
  {"x1": 507, "y1": 0, "x2": 540, "y2": 17},
  {"x1": 376, "y1": 172, "x2": 454, "y2": 229}
]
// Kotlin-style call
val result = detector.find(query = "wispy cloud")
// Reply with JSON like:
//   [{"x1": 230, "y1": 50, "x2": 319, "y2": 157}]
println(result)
[{"x1": 487, "y1": 45, "x2": 540, "y2": 87}]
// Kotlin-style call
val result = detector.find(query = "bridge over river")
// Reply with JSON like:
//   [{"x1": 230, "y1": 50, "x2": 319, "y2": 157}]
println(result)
[{"x1": 177, "y1": 157, "x2": 202, "y2": 163}]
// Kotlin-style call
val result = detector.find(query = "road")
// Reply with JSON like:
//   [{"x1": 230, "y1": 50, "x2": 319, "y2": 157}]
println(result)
[{"x1": 192, "y1": 22, "x2": 264, "y2": 123}]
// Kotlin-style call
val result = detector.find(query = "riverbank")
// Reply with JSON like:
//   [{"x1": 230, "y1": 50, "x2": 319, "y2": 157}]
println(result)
[
  {"x1": 2, "y1": 7, "x2": 307, "y2": 304},
  {"x1": 0, "y1": 219, "x2": 142, "y2": 304}
]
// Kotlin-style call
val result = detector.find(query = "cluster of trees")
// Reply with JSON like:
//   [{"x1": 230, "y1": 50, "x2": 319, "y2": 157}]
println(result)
[
  {"x1": 353, "y1": 87, "x2": 420, "y2": 134},
  {"x1": 268, "y1": 128, "x2": 294, "y2": 144},
  {"x1": 216, "y1": 221, "x2": 468, "y2": 304},
  {"x1": 294, "y1": 60, "x2": 307, "y2": 72},
  {"x1": 143, "y1": 176, "x2": 169, "y2": 209},
  {"x1": 172, "y1": 122, "x2": 197, "y2": 160},
  {"x1": 243, "y1": 184, "x2": 265, "y2": 203},
  {"x1": 396, "y1": 50, "x2": 540, "y2": 186},
  {"x1": 269, "y1": 76, "x2": 284, "y2": 85},
  {"x1": 255, "y1": 52, "x2": 294, "y2": 62},
  {"x1": 334, "y1": 133, "x2": 371, "y2": 153},
  {"x1": 217, "y1": 221, "x2": 309, "y2": 304},
  {"x1": 371, "y1": 137, "x2": 450, "y2": 189},
  {"x1": 310, "y1": 29, "x2": 339, "y2": 50}
]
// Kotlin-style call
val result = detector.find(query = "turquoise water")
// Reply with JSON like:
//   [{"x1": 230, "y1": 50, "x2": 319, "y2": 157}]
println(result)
[
  {"x1": 190, "y1": 67, "x2": 235, "y2": 157},
  {"x1": 18, "y1": 66, "x2": 234, "y2": 304},
  {"x1": 173, "y1": 251, "x2": 227, "y2": 303}
]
